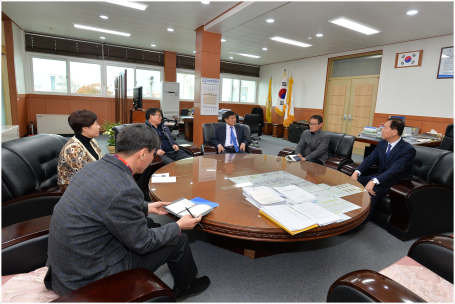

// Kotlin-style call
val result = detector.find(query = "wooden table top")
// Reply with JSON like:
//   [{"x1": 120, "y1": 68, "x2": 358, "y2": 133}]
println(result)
[
  {"x1": 149, "y1": 154, "x2": 370, "y2": 242},
  {"x1": 172, "y1": 115, "x2": 244, "y2": 122},
  {"x1": 356, "y1": 137, "x2": 442, "y2": 147}
]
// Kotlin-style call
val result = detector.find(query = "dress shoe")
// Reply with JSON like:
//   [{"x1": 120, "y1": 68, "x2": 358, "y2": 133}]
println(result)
[{"x1": 173, "y1": 276, "x2": 210, "y2": 300}]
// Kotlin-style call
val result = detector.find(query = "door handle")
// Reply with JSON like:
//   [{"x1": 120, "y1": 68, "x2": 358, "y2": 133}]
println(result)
[
  {"x1": 348, "y1": 115, "x2": 353, "y2": 121},
  {"x1": 342, "y1": 115, "x2": 346, "y2": 120}
]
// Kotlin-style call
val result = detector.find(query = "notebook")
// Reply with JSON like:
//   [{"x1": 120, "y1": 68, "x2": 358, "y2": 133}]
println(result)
[{"x1": 165, "y1": 197, "x2": 215, "y2": 218}]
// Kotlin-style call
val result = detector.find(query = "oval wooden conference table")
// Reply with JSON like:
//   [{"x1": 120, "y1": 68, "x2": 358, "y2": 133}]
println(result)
[{"x1": 149, "y1": 154, "x2": 370, "y2": 259}]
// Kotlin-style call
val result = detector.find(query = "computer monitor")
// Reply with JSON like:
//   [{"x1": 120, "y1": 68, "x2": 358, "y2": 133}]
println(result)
[{"x1": 133, "y1": 86, "x2": 143, "y2": 110}]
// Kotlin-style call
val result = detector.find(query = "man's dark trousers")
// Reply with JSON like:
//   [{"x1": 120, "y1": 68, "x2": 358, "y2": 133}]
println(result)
[
  {"x1": 161, "y1": 150, "x2": 191, "y2": 165},
  {"x1": 357, "y1": 175, "x2": 390, "y2": 221},
  {"x1": 220, "y1": 147, "x2": 247, "y2": 154}
]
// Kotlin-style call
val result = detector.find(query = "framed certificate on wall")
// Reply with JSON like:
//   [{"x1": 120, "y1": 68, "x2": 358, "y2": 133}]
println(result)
[
  {"x1": 437, "y1": 46, "x2": 454, "y2": 79},
  {"x1": 395, "y1": 50, "x2": 423, "y2": 68}
]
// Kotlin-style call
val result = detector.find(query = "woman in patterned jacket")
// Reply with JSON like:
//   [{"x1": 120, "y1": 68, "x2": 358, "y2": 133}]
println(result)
[{"x1": 57, "y1": 109, "x2": 103, "y2": 185}]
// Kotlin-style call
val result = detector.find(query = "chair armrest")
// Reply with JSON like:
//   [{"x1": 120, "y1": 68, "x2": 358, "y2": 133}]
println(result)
[
  {"x1": 53, "y1": 268, "x2": 176, "y2": 302},
  {"x1": 388, "y1": 179, "x2": 453, "y2": 240},
  {"x1": 201, "y1": 144, "x2": 217, "y2": 155},
  {"x1": 327, "y1": 270, "x2": 425, "y2": 302},
  {"x1": 179, "y1": 144, "x2": 203, "y2": 157},
  {"x1": 339, "y1": 163, "x2": 379, "y2": 177},
  {"x1": 247, "y1": 144, "x2": 262, "y2": 154},
  {"x1": 2, "y1": 185, "x2": 66, "y2": 207},
  {"x1": 325, "y1": 156, "x2": 353, "y2": 171},
  {"x1": 2, "y1": 215, "x2": 52, "y2": 249},
  {"x1": 408, "y1": 235, "x2": 453, "y2": 283},
  {"x1": 277, "y1": 147, "x2": 295, "y2": 157}
]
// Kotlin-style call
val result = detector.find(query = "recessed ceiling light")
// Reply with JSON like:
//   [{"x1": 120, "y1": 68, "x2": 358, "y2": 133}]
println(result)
[
  {"x1": 100, "y1": 15, "x2": 108, "y2": 19},
  {"x1": 100, "y1": 37, "x2": 106, "y2": 39},
  {"x1": 316, "y1": 33, "x2": 323, "y2": 37},
  {"x1": 262, "y1": 47, "x2": 267, "y2": 51},
  {"x1": 151, "y1": 44, "x2": 156, "y2": 47},
  {"x1": 105, "y1": 1, "x2": 148, "y2": 11},
  {"x1": 329, "y1": 17, "x2": 380, "y2": 35},
  {"x1": 407, "y1": 10, "x2": 418, "y2": 15},
  {"x1": 167, "y1": 28, "x2": 174, "y2": 32},
  {"x1": 270, "y1": 36, "x2": 312, "y2": 47},
  {"x1": 201, "y1": 0, "x2": 210, "y2": 4},
  {"x1": 193, "y1": 51, "x2": 196, "y2": 53},
  {"x1": 266, "y1": 19, "x2": 274, "y2": 23},
  {"x1": 308, "y1": 37, "x2": 312, "y2": 39},
  {"x1": 228, "y1": 51, "x2": 260, "y2": 58},
  {"x1": 221, "y1": 39, "x2": 226, "y2": 42},
  {"x1": 229, "y1": 56, "x2": 233, "y2": 59},
  {"x1": 73, "y1": 24, "x2": 131, "y2": 36}
]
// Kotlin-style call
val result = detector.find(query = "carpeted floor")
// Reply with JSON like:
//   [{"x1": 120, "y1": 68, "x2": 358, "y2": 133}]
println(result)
[{"x1": 94, "y1": 131, "x2": 420, "y2": 302}]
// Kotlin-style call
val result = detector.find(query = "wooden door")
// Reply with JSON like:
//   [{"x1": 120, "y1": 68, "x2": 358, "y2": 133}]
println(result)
[
  {"x1": 345, "y1": 77, "x2": 379, "y2": 154},
  {"x1": 324, "y1": 79, "x2": 351, "y2": 133}
]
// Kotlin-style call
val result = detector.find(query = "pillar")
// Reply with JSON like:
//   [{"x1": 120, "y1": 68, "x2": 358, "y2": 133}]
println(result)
[
  {"x1": 164, "y1": 51, "x2": 176, "y2": 82},
  {"x1": 193, "y1": 26, "x2": 221, "y2": 147}
]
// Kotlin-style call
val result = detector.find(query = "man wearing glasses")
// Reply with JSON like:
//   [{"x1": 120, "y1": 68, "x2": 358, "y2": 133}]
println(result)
[
  {"x1": 295, "y1": 115, "x2": 330, "y2": 165},
  {"x1": 145, "y1": 108, "x2": 191, "y2": 165}
]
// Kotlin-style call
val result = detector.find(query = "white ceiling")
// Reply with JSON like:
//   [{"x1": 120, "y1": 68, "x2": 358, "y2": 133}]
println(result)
[{"x1": 2, "y1": 1, "x2": 453, "y2": 66}]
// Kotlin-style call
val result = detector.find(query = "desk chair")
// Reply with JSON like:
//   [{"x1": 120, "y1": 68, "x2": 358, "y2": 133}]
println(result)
[
  {"x1": 2, "y1": 216, "x2": 176, "y2": 302},
  {"x1": 251, "y1": 107, "x2": 264, "y2": 137},
  {"x1": 243, "y1": 114, "x2": 262, "y2": 143},
  {"x1": 177, "y1": 109, "x2": 190, "y2": 137},
  {"x1": 439, "y1": 123, "x2": 453, "y2": 151}
]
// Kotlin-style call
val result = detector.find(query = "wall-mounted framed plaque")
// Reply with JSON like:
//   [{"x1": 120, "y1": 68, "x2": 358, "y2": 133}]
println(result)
[{"x1": 437, "y1": 46, "x2": 453, "y2": 79}]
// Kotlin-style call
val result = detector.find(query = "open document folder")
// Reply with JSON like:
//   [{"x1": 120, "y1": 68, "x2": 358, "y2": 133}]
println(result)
[{"x1": 259, "y1": 205, "x2": 318, "y2": 235}]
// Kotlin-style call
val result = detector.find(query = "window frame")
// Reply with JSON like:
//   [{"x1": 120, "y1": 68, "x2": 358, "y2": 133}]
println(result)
[
  {"x1": 176, "y1": 68, "x2": 195, "y2": 101},
  {"x1": 220, "y1": 73, "x2": 258, "y2": 104}
]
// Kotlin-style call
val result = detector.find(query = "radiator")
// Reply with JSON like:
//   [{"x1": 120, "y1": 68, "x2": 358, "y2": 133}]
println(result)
[{"x1": 37, "y1": 114, "x2": 74, "y2": 135}]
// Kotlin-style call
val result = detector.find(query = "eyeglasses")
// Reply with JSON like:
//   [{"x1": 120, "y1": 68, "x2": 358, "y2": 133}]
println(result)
[
  {"x1": 153, "y1": 114, "x2": 162, "y2": 118},
  {"x1": 309, "y1": 123, "x2": 320, "y2": 126}
]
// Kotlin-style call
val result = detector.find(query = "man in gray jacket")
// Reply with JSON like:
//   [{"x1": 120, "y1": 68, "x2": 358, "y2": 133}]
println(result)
[
  {"x1": 295, "y1": 115, "x2": 330, "y2": 165},
  {"x1": 45, "y1": 124, "x2": 210, "y2": 300}
]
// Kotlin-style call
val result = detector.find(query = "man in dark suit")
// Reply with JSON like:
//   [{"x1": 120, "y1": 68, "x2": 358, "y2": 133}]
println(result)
[
  {"x1": 45, "y1": 124, "x2": 210, "y2": 300},
  {"x1": 352, "y1": 118, "x2": 416, "y2": 221},
  {"x1": 211, "y1": 111, "x2": 248, "y2": 154}
]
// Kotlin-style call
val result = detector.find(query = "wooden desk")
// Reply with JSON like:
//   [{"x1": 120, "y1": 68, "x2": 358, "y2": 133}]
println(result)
[
  {"x1": 130, "y1": 109, "x2": 145, "y2": 123},
  {"x1": 172, "y1": 116, "x2": 244, "y2": 142},
  {"x1": 356, "y1": 137, "x2": 442, "y2": 158},
  {"x1": 149, "y1": 154, "x2": 370, "y2": 258}
]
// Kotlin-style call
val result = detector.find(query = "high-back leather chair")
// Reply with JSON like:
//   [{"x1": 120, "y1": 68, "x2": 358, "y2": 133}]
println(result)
[
  {"x1": 243, "y1": 114, "x2": 262, "y2": 141},
  {"x1": 251, "y1": 107, "x2": 264, "y2": 136},
  {"x1": 201, "y1": 122, "x2": 262, "y2": 154},
  {"x1": 2, "y1": 134, "x2": 68, "y2": 227},
  {"x1": 438, "y1": 123, "x2": 453, "y2": 151}
]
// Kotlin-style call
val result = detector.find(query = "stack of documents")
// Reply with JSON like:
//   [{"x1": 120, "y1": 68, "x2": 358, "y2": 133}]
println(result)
[
  {"x1": 291, "y1": 202, "x2": 342, "y2": 226},
  {"x1": 359, "y1": 127, "x2": 380, "y2": 140},
  {"x1": 243, "y1": 186, "x2": 285, "y2": 206},
  {"x1": 151, "y1": 173, "x2": 176, "y2": 183},
  {"x1": 273, "y1": 185, "x2": 317, "y2": 204},
  {"x1": 259, "y1": 205, "x2": 318, "y2": 235}
]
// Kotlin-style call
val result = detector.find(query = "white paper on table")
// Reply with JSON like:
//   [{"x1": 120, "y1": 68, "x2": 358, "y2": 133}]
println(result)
[
  {"x1": 261, "y1": 205, "x2": 317, "y2": 231},
  {"x1": 245, "y1": 197, "x2": 262, "y2": 209},
  {"x1": 151, "y1": 176, "x2": 176, "y2": 183},
  {"x1": 273, "y1": 185, "x2": 317, "y2": 203},
  {"x1": 244, "y1": 187, "x2": 285, "y2": 205},
  {"x1": 179, "y1": 204, "x2": 212, "y2": 217},
  {"x1": 152, "y1": 173, "x2": 169, "y2": 177},
  {"x1": 333, "y1": 183, "x2": 365, "y2": 196},
  {"x1": 315, "y1": 197, "x2": 360, "y2": 215},
  {"x1": 337, "y1": 213, "x2": 351, "y2": 222},
  {"x1": 292, "y1": 202, "x2": 342, "y2": 226}
]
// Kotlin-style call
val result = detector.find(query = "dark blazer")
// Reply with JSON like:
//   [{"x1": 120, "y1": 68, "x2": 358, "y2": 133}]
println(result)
[
  {"x1": 357, "y1": 139, "x2": 416, "y2": 189},
  {"x1": 46, "y1": 154, "x2": 180, "y2": 295},
  {"x1": 211, "y1": 124, "x2": 248, "y2": 150}
]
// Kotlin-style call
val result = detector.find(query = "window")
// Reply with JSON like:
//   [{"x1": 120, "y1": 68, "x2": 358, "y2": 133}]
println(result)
[
  {"x1": 32, "y1": 57, "x2": 67, "y2": 93},
  {"x1": 136, "y1": 68, "x2": 161, "y2": 98},
  {"x1": 70, "y1": 61, "x2": 101, "y2": 95},
  {"x1": 177, "y1": 72, "x2": 195, "y2": 99},
  {"x1": 221, "y1": 76, "x2": 256, "y2": 103},
  {"x1": 106, "y1": 65, "x2": 134, "y2": 96}
]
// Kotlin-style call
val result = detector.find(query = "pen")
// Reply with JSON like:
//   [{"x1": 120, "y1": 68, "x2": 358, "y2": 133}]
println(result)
[{"x1": 185, "y1": 207, "x2": 204, "y2": 230}]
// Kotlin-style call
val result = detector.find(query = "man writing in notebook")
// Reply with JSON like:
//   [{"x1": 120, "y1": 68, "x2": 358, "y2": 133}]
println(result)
[
  {"x1": 351, "y1": 118, "x2": 416, "y2": 221},
  {"x1": 211, "y1": 111, "x2": 248, "y2": 154},
  {"x1": 295, "y1": 115, "x2": 330, "y2": 165},
  {"x1": 45, "y1": 125, "x2": 210, "y2": 300}
]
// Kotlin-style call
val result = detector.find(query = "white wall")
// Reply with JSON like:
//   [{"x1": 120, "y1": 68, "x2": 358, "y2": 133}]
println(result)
[
  {"x1": 258, "y1": 35, "x2": 453, "y2": 118},
  {"x1": 12, "y1": 23, "x2": 26, "y2": 94}
]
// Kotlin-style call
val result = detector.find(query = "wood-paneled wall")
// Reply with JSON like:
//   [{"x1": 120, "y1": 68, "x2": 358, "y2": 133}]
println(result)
[
  {"x1": 259, "y1": 105, "x2": 324, "y2": 124},
  {"x1": 372, "y1": 113, "x2": 453, "y2": 134}
]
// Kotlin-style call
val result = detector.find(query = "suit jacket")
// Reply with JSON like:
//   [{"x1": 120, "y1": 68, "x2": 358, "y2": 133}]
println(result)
[
  {"x1": 46, "y1": 154, "x2": 180, "y2": 295},
  {"x1": 210, "y1": 124, "x2": 248, "y2": 150},
  {"x1": 357, "y1": 139, "x2": 416, "y2": 189}
]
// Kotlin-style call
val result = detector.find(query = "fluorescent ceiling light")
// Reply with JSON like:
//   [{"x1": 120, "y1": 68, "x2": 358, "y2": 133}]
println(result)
[
  {"x1": 193, "y1": 51, "x2": 196, "y2": 53},
  {"x1": 407, "y1": 10, "x2": 418, "y2": 15},
  {"x1": 262, "y1": 47, "x2": 267, "y2": 51},
  {"x1": 229, "y1": 56, "x2": 233, "y2": 59},
  {"x1": 308, "y1": 37, "x2": 312, "y2": 39},
  {"x1": 329, "y1": 17, "x2": 380, "y2": 35},
  {"x1": 73, "y1": 24, "x2": 131, "y2": 36},
  {"x1": 270, "y1": 36, "x2": 311, "y2": 47},
  {"x1": 100, "y1": 15, "x2": 108, "y2": 19},
  {"x1": 151, "y1": 44, "x2": 156, "y2": 47},
  {"x1": 105, "y1": 1, "x2": 148, "y2": 11},
  {"x1": 316, "y1": 33, "x2": 323, "y2": 37},
  {"x1": 201, "y1": 0, "x2": 210, "y2": 4},
  {"x1": 100, "y1": 37, "x2": 106, "y2": 39},
  {"x1": 167, "y1": 28, "x2": 174, "y2": 32},
  {"x1": 228, "y1": 51, "x2": 260, "y2": 58},
  {"x1": 266, "y1": 19, "x2": 274, "y2": 23},
  {"x1": 221, "y1": 39, "x2": 226, "y2": 42}
]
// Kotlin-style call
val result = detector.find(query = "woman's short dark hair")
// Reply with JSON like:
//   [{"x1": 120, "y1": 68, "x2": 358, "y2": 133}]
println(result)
[
  {"x1": 68, "y1": 110, "x2": 97, "y2": 134},
  {"x1": 116, "y1": 124, "x2": 161, "y2": 156},
  {"x1": 387, "y1": 118, "x2": 405, "y2": 136}
]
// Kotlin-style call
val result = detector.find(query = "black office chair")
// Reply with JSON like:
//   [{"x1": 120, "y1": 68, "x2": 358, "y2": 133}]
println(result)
[
  {"x1": 177, "y1": 109, "x2": 189, "y2": 137},
  {"x1": 438, "y1": 123, "x2": 453, "y2": 151},
  {"x1": 243, "y1": 114, "x2": 262, "y2": 143},
  {"x1": 251, "y1": 107, "x2": 264, "y2": 137}
]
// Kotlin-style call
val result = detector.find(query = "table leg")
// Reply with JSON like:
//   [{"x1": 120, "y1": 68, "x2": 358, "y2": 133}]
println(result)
[{"x1": 184, "y1": 121, "x2": 194, "y2": 142}]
